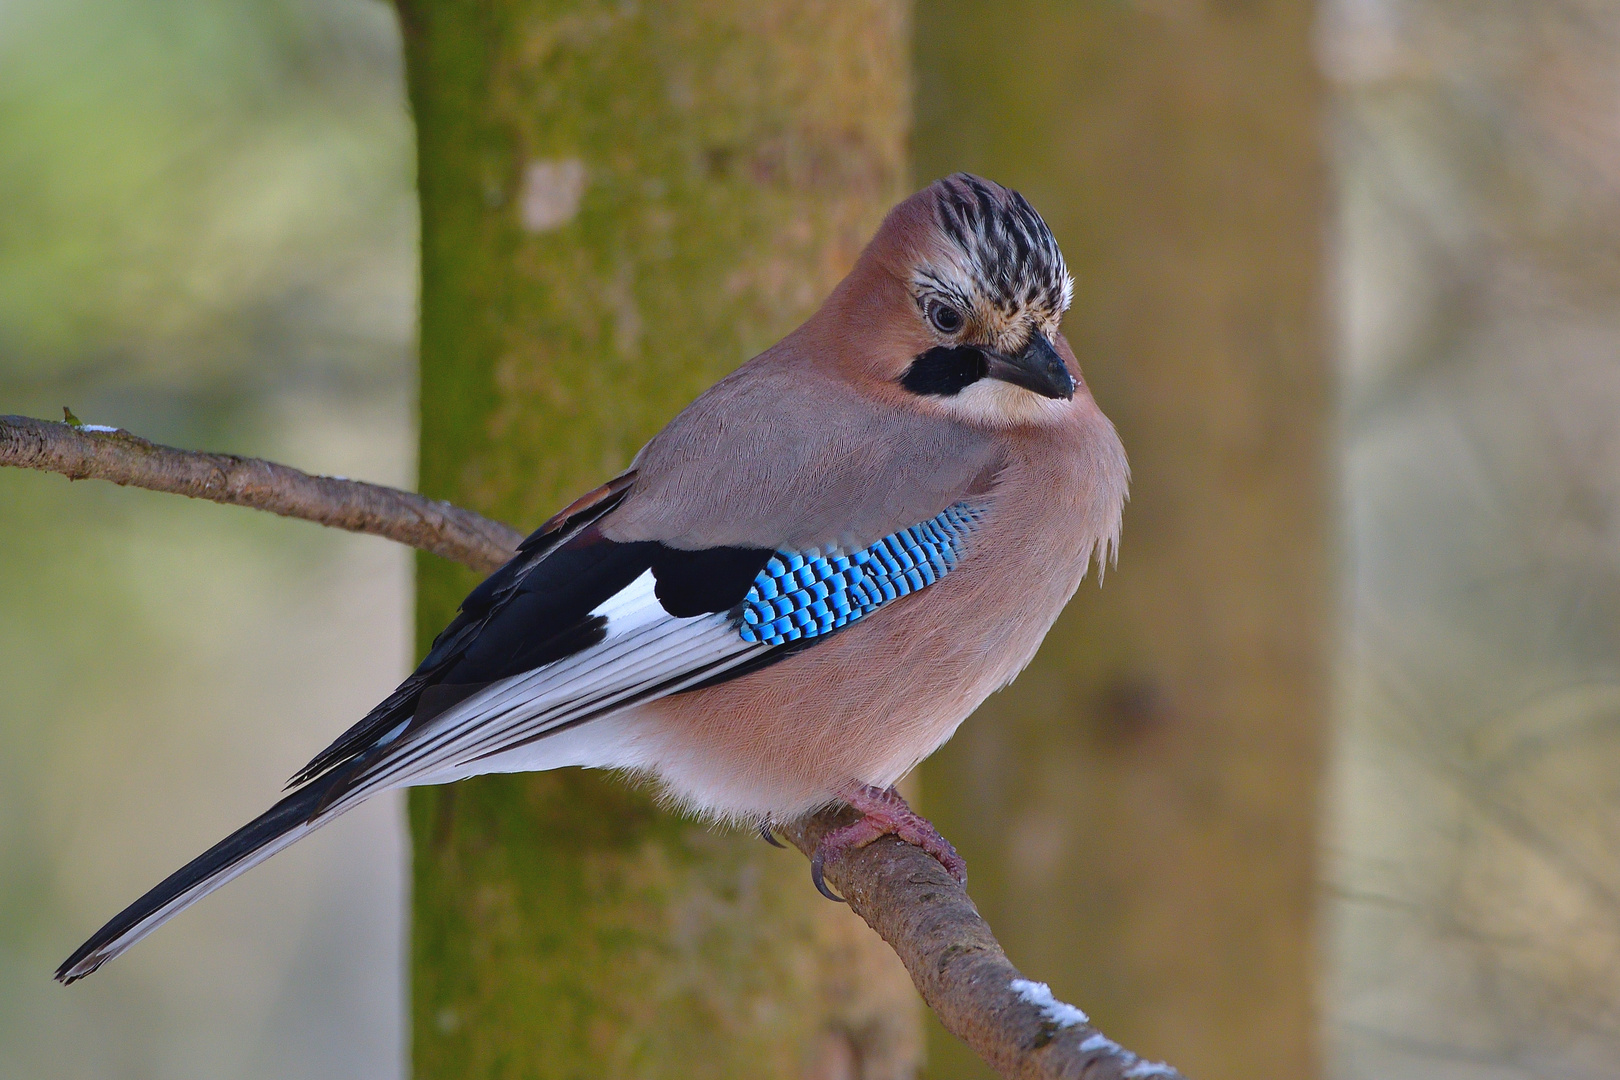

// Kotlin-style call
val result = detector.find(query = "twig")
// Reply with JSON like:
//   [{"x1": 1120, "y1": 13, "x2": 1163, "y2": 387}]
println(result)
[
  {"x1": 0, "y1": 415, "x2": 522, "y2": 573},
  {"x1": 783, "y1": 810, "x2": 1184, "y2": 1080},
  {"x1": 0, "y1": 413, "x2": 1185, "y2": 1080}
]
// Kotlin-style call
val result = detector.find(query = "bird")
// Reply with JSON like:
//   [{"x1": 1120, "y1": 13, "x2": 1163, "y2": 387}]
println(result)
[{"x1": 56, "y1": 173, "x2": 1128, "y2": 983}]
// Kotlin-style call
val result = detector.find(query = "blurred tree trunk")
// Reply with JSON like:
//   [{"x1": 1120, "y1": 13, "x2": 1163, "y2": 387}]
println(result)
[
  {"x1": 398, "y1": 2, "x2": 920, "y2": 1076},
  {"x1": 913, "y1": 4, "x2": 1329, "y2": 1080}
]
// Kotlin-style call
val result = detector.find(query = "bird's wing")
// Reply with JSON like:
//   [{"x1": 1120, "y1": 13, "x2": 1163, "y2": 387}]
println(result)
[
  {"x1": 289, "y1": 471, "x2": 639, "y2": 786},
  {"x1": 293, "y1": 472, "x2": 992, "y2": 804},
  {"x1": 321, "y1": 497, "x2": 990, "y2": 804},
  {"x1": 330, "y1": 565, "x2": 763, "y2": 798}
]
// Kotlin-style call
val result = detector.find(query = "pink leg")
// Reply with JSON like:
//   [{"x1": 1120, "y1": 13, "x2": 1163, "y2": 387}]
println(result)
[{"x1": 810, "y1": 785, "x2": 966, "y2": 902}]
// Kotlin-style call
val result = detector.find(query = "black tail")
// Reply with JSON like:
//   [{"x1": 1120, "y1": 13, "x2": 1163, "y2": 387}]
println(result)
[{"x1": 56, "y1": 761, "x2": 362, "y2": 984}]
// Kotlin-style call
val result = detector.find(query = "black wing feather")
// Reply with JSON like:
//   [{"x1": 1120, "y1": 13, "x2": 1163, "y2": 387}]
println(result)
[
  {"x1": 289, "y1": 482, "x2": 776, "y2": 788},
  {"x1": 287, "y1": 481, "x2": 639, "y2": 786},
  {"x1": 650, "y1": 546, "x2": 775, "y2": 617}
]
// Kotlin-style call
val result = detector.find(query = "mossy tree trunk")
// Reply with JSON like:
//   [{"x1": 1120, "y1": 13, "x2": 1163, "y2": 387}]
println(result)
[
  {"x1": 398, "y1": 2, "x2": 919, "y2": 1076},
  {"x1": 914, "y1": 3, "x2": 1330, "y2": 1079}
]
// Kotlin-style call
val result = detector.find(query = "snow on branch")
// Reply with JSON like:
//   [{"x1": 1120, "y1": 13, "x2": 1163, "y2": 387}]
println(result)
[
  {"x1": 783, "y1": 809, "x2": 1185, "y2": 1080},
  {"x1": 0, "y1": 412, "x2": 1185, "y2": 1080}
]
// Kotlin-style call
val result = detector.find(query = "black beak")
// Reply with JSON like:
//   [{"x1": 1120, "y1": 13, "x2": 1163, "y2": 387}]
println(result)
[{"x1": 983, "y1": 333, "x2": 1075, "y2": 400}]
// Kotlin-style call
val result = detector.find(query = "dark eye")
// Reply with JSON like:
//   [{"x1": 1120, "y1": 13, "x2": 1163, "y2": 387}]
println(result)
[{"x1": 927, "y1": 301, "x2": 964, "y2": 335}]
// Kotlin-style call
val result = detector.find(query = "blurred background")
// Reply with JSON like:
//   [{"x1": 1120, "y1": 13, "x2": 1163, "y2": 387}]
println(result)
[
  {"x1": 0, "y1": 0, "x2": 412, "y2": 1075},
  {"x1": 2, "y1": 0, "x2": 1619, "y2": 1078},
  {"x1": 1321, "y1": 0, "x2": 1620, "y2": 1076}
]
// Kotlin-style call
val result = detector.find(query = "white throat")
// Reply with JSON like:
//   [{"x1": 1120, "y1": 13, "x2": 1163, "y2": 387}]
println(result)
[{"x1": 927, "y1": 379, "x2": 1073, "y2": 429}]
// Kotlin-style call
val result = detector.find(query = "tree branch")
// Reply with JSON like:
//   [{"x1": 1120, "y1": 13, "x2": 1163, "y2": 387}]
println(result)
[
  {"x1": 0, "y1": 413, "x2": 1185, "y2": 1080},
  {"x1": 783, "y1": 811, "x2": 1184, "y2": 1080},
  {"x1": 0, "y1": 414, "x2": 522, "y2": 573}
]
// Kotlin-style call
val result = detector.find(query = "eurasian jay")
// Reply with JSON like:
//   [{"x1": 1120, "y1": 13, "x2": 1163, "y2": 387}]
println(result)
[{"x1": 57, "y1": 173, "x2": 1128, "y2": 983}]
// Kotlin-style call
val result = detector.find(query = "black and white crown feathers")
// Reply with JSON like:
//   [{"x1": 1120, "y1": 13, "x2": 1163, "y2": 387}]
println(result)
[{"x1": 932, "y1": 173, "x2": 1072, "y2": 318}]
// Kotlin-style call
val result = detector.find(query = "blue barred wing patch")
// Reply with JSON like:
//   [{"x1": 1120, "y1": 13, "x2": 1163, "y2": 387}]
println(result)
[{"x1": 736, "y1": 503, "x2": 986, "y2": 646}]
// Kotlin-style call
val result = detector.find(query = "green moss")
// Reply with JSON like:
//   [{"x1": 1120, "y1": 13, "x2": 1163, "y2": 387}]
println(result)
[{"x1": 403, "y1": 2, "x2": 917, "y2": 1075}]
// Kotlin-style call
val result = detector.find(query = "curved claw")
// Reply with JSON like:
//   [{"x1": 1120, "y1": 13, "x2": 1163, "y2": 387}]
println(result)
[
  {"x1": 758, "y1": 819, "x2": 786, "y2": 848},
  {"x1": 809, "y1": 849, "x2": 847, "y2": 903},
  {"x1": 807, "y1": 785, "x2": 966, "y2": 898}
]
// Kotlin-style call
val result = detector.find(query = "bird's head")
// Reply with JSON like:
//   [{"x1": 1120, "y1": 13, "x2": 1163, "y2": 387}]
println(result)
[{"x1": 831, "y1": 173, "x2": 1080, "y2": 429}]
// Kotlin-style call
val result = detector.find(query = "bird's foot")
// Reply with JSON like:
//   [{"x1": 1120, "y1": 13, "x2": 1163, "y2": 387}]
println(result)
[{"x1": 809, "y1": 784, "x2": 965, "y2": 902}]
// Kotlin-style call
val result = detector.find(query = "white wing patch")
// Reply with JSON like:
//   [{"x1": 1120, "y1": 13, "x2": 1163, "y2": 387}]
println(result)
[{"x1": 342, "y1": 571, "x2": 767, "y2": 796}]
